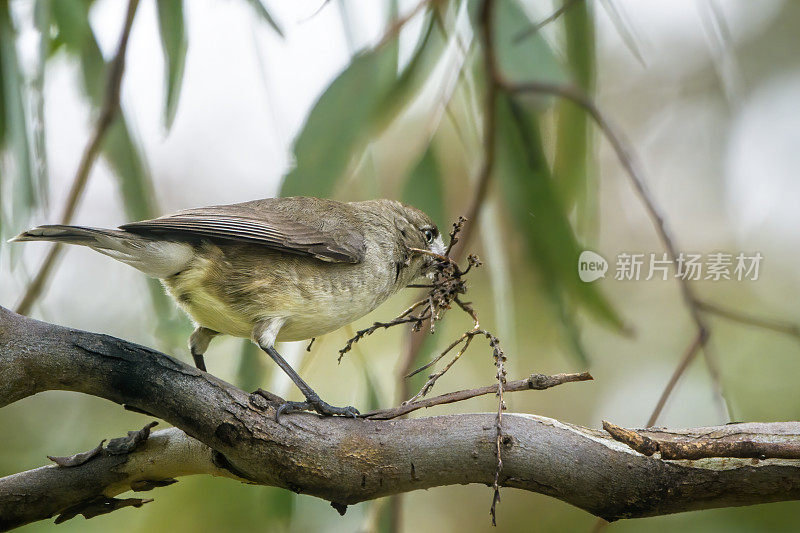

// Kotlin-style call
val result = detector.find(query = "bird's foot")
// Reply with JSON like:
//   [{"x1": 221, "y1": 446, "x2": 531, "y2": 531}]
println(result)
[{"x1": 275, "y1": 396, "x2": 359, "y2": 421}]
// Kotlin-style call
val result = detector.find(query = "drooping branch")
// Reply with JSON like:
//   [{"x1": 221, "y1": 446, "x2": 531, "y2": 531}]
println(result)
[
  {"x1": 14, "y1": 0, "x2": 140, "y2": 315},
  {"x1": 3, "y1": 306, "x2": 800, "y2": 530},
  {"x1": 502, "y1": 79, "x2": 725, "y2": 427}
]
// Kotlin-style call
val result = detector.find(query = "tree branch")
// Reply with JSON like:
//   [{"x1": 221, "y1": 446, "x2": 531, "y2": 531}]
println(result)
[
  {"x1": 0, "y1": 427, "x2": 238, "y2": 529},
  {"x1": 3, "y1": 306, "x2": 800, "y2": 529},
  {"x1": 696, "y1": 299, "x2": 800, "y2": 342}
]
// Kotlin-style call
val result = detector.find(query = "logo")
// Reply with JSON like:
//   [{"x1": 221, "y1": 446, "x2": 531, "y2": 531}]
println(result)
[{"x1": 578, "y1": 251, "x2": 608, "y2": 283}]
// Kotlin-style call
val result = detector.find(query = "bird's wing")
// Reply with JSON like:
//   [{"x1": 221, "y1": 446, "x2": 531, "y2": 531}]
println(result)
[{"x1": 120, "y1": 197, "x2": 366, "y2": 263}]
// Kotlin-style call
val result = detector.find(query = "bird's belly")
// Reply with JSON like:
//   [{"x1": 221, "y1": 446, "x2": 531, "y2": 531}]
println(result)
[
  {"x1": 174, "y1": 290, "x2": 254, "y2": 338},
  {"x1": 161, "y1": 267, "x2": 254, "y2": 338},
  {"x1": 274, "y1": 288, "x2": 386, "y2": 341},
  {"x1": 162, "y1": 252, "x2": 395, "y2": 341}
]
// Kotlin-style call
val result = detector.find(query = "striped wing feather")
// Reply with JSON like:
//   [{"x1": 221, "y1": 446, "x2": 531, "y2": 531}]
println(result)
[{"x1": 120, "y1": 197, "x2": 365, "y2": 264}]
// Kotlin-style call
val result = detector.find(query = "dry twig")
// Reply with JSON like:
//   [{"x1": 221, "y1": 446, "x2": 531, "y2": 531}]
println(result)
[
  {"x1": 362, "y1": 372, "x2": 592, "y2": 420},
  {"x1": 696, "y1": 300, "x2": 800, "y2": 342},
  {"x1": 337, "y1": 213, "x2": 513, "y2": 523}
]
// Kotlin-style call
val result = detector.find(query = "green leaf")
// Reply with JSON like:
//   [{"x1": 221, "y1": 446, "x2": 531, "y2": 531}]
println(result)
[
  {"x1": 49, "y1": 0, "x2": 93, "y2": 50},
  {"x1": 280, "y1": 9, "x2": 444, "y2": 198},
  {"x1": 405, "y1": 329, "x2": 440, "y2": 397},
  {"x1": 373, "y1": 10, "x2": 441, "y2": 131},
  {"x1": 102, "y1": 117, "x2": 157, "y2": 220},
  {"x1": 543, "y1": 275, "x2": 590, "y2": 365},
  {"x1": 553, "y1": 0, "x2": 595, "y2": 229},
  {"x1": 156, "y1": 0, "x2": 187, "y2": 129},
  {"x1": 31, "y1": 0, "x2": 51, "y2": 205},
  {"x1": 402, "y1": 143, "x2": 445, "y2": 230},
  {"x1": 0, "y1": 0, "x2": 36, "y2": 238},
  {"x1": 244, "y1": 0, "x2": 283, "y2": 38},
  {"x1": 280, "y1": 48, "x2": 398, "y2": 197},
  {"x1": 357, "y1": 352, "x2": 383, "y2": 412},
  {"x1": 495, "y1": 93, "x2": 623, "y2": 344},
  {"x1": 0, "y1": 81, "x2": 4, "y2": 162},
  {"x1": 50, "y1": 0, "x2": 102, "y2": 100},
  {"x1": 493, "y1": 0, "x2": 566, "y2": 84}
]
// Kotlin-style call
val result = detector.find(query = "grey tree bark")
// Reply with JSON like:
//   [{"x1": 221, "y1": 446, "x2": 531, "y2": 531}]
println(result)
[{"x1": 2, "y1": 305, "x2": 800, "y2": 530}]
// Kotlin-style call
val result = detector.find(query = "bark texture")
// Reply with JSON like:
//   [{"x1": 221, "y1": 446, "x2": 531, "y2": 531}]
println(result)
[{"x1": 2, "y1": 306, "x2": 800, "y2": 529}]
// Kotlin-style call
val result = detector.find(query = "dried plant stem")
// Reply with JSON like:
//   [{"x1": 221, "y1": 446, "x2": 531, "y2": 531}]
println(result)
[
  {"x1": 406, "y1": 330, "x2": 476, "y2": 401},
  {"x1": 646, "y1": 330, "x2": 707, "y2": 428},
  {"x1": 363, "y1": 372, "x2": 592, "y2": 420}
]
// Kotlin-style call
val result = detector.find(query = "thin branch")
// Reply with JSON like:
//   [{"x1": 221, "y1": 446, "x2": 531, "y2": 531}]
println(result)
[
  {"x1": 449, "y1": 0, "x2": 499, "y2": 263},
  {"x1": 502, "y1": 79, "x2": 724, "y2": 427},
  {"x1": 646, "y1": 330, "x2": 706, "y2": 428},
  {"x1": 697, "y1": 299, "x2": 800, "y2": 342},
  {"x1": 375, "y1": 0, "x2": 434, "y2": 49},
  {"x1": 512, "y1": 0, "x2": 583, "y2": 44},
  {"x1": 14, "y1": 0, "x2": 140, "y2": 315},
  {"x1": 363, "y1": 372, "x2": 592, "y2": 420}
]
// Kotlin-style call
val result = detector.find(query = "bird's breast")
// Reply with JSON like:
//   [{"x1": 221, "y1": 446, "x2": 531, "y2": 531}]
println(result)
[{"x1": 161, "y1": 242, "x2": 407, "y2": 341}]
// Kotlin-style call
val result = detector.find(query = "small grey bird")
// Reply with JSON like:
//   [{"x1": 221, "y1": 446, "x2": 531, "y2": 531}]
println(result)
[{"x1": 12, "y1": 196, "x2": 445, "y2": 417}]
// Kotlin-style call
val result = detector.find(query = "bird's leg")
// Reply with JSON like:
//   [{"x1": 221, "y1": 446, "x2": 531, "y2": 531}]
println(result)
[
  {"x1": 188, "y1": 327, "x2": 218, "y2": 372},
  {"x1": 261, "y1": 344, "x2": 360, "y2": 418},
  {"x1": 253, "y1": 321, "x2": 358, "y2": 419}
]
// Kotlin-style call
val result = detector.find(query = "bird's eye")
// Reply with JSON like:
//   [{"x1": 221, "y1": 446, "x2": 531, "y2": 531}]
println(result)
[{"x1": 422, "y1": 228, "x2": 434, "y2": 243}]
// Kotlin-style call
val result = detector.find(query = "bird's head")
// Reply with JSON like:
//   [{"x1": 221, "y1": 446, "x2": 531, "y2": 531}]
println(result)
[{"x1": 378, "y1": 200, "x2": 446, "y2": 277}]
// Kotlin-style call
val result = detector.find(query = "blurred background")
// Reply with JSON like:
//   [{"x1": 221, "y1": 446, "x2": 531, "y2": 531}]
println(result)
[{"x1": 2, "y1": 0, "x2": 800, "y2": 531}]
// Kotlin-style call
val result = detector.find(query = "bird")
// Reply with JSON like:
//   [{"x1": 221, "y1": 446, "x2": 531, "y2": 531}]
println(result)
[{"x1": 11, "y1": 196, "x2": 445, "y2": 417}]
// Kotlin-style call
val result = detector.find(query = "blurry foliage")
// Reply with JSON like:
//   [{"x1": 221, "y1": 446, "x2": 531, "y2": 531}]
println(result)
[
  {"x1": 402, "y1": 143, "x2": 445, "y2": 230},
  {"x1": 553, "y1": 0, "x2": 595, "y2": 235},
  {"x1": 0, "y1": 0, "x2": 38, "y2": 239},
  {"x1": 156, "y1": 0, "x2": 187, "y2": 129}
]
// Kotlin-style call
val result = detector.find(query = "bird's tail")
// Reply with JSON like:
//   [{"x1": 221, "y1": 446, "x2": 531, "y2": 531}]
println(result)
[
  {"x1": 9, "y1": 225, "x2": 193, "y2": 278},
  {"x1": 10, "y1": 224, "x2": 132, "y2": 247}
]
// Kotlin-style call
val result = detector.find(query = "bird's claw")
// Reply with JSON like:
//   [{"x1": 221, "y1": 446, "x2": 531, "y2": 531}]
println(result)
[{"x1": 274, "y1": 398, "x2": 359, "y2": 422}]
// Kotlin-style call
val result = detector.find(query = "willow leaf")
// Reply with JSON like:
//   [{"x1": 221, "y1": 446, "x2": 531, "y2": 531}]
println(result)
[
  {"x1": 495, "y1": 93, "x2": 623, "y2": 346},
  {"x1": 156, "y1": 0, "x2": 187, "y2": 129}
]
